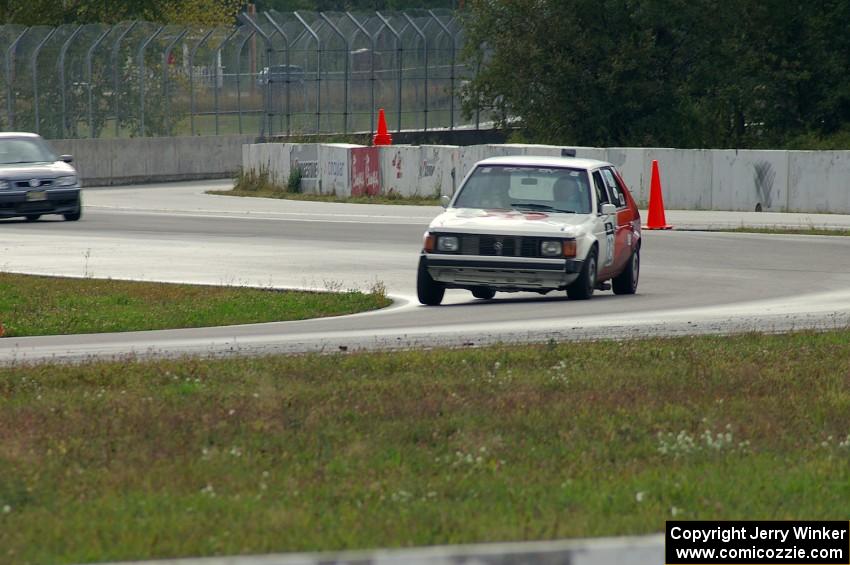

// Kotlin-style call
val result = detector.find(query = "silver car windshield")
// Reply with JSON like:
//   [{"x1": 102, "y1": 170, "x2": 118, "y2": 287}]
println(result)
[
  {"x1": 453, "y1": 165, "x2": 593, "y2": 214},
  {"x1": 0, "y1": 138, "x2": 57, "y2": 165}
]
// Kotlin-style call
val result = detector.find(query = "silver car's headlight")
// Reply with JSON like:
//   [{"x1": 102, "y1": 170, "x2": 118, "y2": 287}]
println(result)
[
  {"x1": 541, "y1": 241, "x2": 562, "y2": 257},
  {"x1": 437, "y1": 236, "x2": 459, "y2": 252},
  {"x1": 54, "y1": 175, "x2": 77, "y2": 187},
  {"x1": 0, "y1": 179, "x2": 8, "y2": 189}
]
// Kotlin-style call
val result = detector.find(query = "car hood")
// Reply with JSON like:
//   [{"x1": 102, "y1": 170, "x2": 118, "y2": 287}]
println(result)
[
  {"x1": 0, "y1": 161, "x2": 75, "y2": 180},
  {"x1": 428, "y1": 207, "x2": 594, "y2": 236}
]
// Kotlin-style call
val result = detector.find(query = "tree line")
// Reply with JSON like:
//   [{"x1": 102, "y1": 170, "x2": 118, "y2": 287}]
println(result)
[
  {"x1": 461, "y1": 0, "x2": 850, "y2": 149},
  {"x1": 0, "y1": 0, "x2": 455, "y2": 26}
]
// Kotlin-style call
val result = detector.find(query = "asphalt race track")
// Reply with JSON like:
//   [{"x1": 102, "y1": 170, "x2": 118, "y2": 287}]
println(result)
[{"x1": 2, "y1": 179, "x2": 850, "y2": 363}]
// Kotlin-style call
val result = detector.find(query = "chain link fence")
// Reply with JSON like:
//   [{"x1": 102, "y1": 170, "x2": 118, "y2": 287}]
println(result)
[{"x1": 0, "y1": 10, "x2": 477, "y2": 140}]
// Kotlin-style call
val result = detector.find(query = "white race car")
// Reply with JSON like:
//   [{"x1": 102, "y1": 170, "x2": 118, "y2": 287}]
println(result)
[{"x1": 417, "y1": 156, "x2": 642, "y2": 305}]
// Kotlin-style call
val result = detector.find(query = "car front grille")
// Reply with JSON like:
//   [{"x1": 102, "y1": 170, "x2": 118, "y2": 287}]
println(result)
[
  {"x1": 441, "y1": 234, "x2": 565, "y2": 259},
  {"x1": 12, "y1": 179, "x2": 54, "y2": 189}
]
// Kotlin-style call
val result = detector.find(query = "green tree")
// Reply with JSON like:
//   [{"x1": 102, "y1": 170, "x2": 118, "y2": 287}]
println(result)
[
  {"x1": 461, "y1": 0, "x2": 850, "y2": 148},
  {"x1": 0, "y1": 0, "x2": 241, "y2": 26}
]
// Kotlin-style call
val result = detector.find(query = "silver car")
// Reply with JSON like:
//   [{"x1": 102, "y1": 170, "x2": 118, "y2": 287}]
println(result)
[
  {"x1": 417, "y1": 156, "x2": 642, "y2": 305},
  {"x1": 0, "y1": 132, "x2": 82, "y2": 222}
]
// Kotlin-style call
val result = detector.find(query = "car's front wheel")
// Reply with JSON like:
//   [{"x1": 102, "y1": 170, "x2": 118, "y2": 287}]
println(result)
[
  {"x1": 612, "y1": 246, "x2": 640, "y2": 295},
  {"x1": 567, "y1": 248, "x2": 597, "y2": 300},
  {"x1": 417, "y1": 258, "x2": 445, "y2": 306},
  {"x1": 471, "y1": 287, "x2": 496, "y2": 300},
  {"x1": 63, "y1": 207, "x2": 82, "y2": 222}
]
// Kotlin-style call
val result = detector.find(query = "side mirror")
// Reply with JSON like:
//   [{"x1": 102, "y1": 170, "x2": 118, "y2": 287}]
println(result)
[
  {"x1": 60, "y1": 154, "x2": 73, "y2": 163},
  {"x1": 600, "y1": 203, "x2": 617, "y2": 216},
  {"x1": 440, "y1": 195, "x2": 451, "y2": 209}
]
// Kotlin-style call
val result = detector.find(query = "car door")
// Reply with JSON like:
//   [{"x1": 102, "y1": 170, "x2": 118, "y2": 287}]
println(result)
[
  {"x1": 601, "y1": 167, "x2": 633, "y2": 272},
  {"x1": 591, "y1": 170, "x2": 616, "y2": 278}
]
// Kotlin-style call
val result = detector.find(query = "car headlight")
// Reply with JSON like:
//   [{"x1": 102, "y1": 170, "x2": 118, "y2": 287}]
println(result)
[
  {"x1": 54, "y1": 175, "x2": 77, "y2": 187},
  {"x1": 0, "y1": 179, "x2": 8, "y2": 189},
  {"x1": 541, "y1": 240, "x2": 562, "y2": 257},
  {"x1": 437, "y1": 235, "x2": 459, "y2": 252}
]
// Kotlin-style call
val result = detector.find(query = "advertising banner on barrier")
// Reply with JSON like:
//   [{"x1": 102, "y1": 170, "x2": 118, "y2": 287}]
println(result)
[
  {"x1": 290, "y1": 144, "x2": 319, "y2": 193},
  {"x1": 351, "y1": 146, "x2": 380, "y2": 196}
]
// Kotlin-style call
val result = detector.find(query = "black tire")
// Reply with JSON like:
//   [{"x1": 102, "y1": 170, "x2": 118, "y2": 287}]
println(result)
[
  {"x1": 417, "y1": 257, "x2": 445, "y2": 305},
  {"x1": 612, "y1": 247, "x2": 640, "y2": 295},
  {"x1": 24, "y1": 214, "x2": 41, "y2": 222},
  {"x1": 567, "y1": 247, "x2": 597, "y2": 300},
  {"x1": 63, "y1": 208, "x2": 82, "y2": 222},
  {"x1": 471, "y1": 286, "x2": 496, "y2": 300}
]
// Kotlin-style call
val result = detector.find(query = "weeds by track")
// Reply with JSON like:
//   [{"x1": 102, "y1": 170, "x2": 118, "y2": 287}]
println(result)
[
  {"x1": 0, "y1": 273, "x2": 390, "y2": 337},
  {"x1": 1, "y1": 330, "x2": 849, "y2": 563}
]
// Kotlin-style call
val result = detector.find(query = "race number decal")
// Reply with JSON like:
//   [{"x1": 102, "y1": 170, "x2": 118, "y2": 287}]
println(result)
[{"x1": 604, "y1": 222, "x2": 615, "y2": 267}]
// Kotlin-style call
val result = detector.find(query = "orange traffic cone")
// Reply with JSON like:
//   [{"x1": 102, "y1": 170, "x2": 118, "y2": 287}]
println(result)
[
  {"x1": 373, "y1": 108, "x2": 392, "y2": 146},
  {"x1": 643, "y1": 159, "x2": 672, "y2": 230}
]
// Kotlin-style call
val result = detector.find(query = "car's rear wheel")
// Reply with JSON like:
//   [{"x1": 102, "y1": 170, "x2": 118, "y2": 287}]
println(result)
[
  {"x1": 24, "y1": 214, "x2": 41, "y2": 222},
  {"x1": 471, "y1": 286, "x2": 496, "y2": 300},
  {"x1": 417, "y1": 257, "x2": 445, "y2": 306},
  {"x1": 612, "y1": 246, "x2": 640, "y2": 295},
  {"x1": 567, "y1": 248, "x2": 597, "y2": 300},
  {"x1": 63, "y1": 208, "x2": 82, "y2": 222}
]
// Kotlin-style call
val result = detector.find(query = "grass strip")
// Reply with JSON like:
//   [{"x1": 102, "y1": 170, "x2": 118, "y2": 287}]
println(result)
[
  {"x1": 0, "y1": 273, "x2": 390, "y2": 337},
  {"x1": 210, "y1": 169, "x2": 441, "y2": 206},
  {"x1": 211, "y1": 188, "x2": 442, "y2": 206},
  {"x1": 1, "y1": 330, "x2": 850, "y2": 563},
  {"x1": 706, "y1": 226, "x2": 850, "y2": 237}
]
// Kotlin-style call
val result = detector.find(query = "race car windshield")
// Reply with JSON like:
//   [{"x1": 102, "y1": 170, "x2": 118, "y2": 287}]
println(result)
[
  {"x1": 453, "y1": 165, "x2": 592, "y2": 214},
  {"x1": 0, "y1": 138, "x2": 57, "y2": 165}
]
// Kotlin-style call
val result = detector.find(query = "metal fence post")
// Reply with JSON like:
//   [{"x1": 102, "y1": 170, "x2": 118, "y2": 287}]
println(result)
[
  {"x1": 112, "y1": 21, "x2": 138, "y2": 137},
  {"x1": 376, "y1": 12, "x2": 403, "y2": 133},
  {"x1": 138, "y1": 26, "x2": 164, "y2": 137},
  {"x1": 161, "y1": 28, "x2": 188, "y2": 136},
  {"x1": 293, "y1": 12, "x2": 321, "y2": 134},
  {"x1": 213, "y1": 28, "x2": 239, "y2": 135},
  {"x1": 58, "y1": 25, "x2": 83, "y2": 138},
  {"x1": 85, "y1": 27, "x2": 111, "y2": 138},
  {"x1": 403, "y1": 14, "x2": 428, "y2": 132},
  {"x1": 345, "y1": 13, "x2": 376, "y2": 135},
  {"x1": 262, "y1": 13, "x2": 290, "y2": 137},
  {"x1": 32, "y1": 28, "x2": 57, "y2": 134},
  {"x1": 429, "y1": 11, "x2": 455, "y2": 130},
  {"x1": 235, "y1": 30, "x2": 255, "y2": 135},
  {"x1": 4, "y1": 27, "x2": 29, "y2": 130},
  {"x1": 319, "y1": 13, "x2": 350, "y2": 133},
  {"x1": 239, "y1": 13, "x2": 274, "y2": 137},
  {"x1": 189, "y1": 29, "x2": 214, "y2": 136}
]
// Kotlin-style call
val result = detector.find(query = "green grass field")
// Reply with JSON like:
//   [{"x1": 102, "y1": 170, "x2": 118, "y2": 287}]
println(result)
[
  {"x1": 712, "y1": 226, "x2": 850, "y2": 237},
  {"x1": 0, "y1": 273, "x2": 390, "y2": 337},
  {"x1": 2, "y1": 329, "x2": 849, "y2": 563},
  {"x1": 212, "y1": 188, "x2": 442, "y2": 206},
  {"x1": 211, "y1": 170, "x2": 442, "y2": 206}
]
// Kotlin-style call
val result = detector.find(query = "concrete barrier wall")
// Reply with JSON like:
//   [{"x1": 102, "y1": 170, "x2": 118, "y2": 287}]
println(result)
[
  {"x1": 242, "y1": 142, "x2": 850, "y2": 214},
  {"x1": 418, "y1": 145, "x2": 460, "y2": 197},
  {"x1": 52, "y1": 135, "x2": 255, "y2": 186},
  {"x1": 788, "y1": 151, "x2": 850, "y2": 213},
  {"x1": 319, "y1": 144, "x2": 357, "y2": 197},
  {"x1": 645, "y1": 148, "x2": 713, "y2": 210}
]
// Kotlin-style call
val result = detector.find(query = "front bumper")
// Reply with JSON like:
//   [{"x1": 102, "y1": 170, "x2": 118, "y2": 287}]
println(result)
[
  {"x1": 423, "y1": 253, "x2": 583, "y2": 290},
  {"x1": 0, "y1": 187, "x2": 81, "y2": 218}
]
